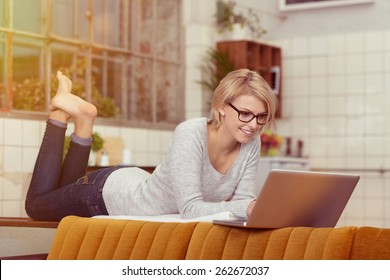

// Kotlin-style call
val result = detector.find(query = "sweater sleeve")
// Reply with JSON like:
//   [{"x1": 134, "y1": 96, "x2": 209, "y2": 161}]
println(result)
[{"x1": 164, "y1": 120, "x2": 256, "y2": 219}]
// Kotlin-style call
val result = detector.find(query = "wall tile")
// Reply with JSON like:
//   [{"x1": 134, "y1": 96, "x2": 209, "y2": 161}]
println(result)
[
  {"x1": 22, "y1": 147, "x2": 39, "y2": 173},
  {"x1": 327, "y1": 76, "x2": 346, "y2": 95},
  {"x1": 22, "y1": 120, "x2": 41, "y2": 147},
  {"x1": 364, "y1": 31, "x2": 384, "y2": 52},
  {"x1": 327, "y1": 96, "x2": 346, "y2": 116},
  {"x1": 365, "y1": 53, "x2": 384, "y2": 73},
  {"x1": 345, "y1": 96, "x2": 365, "y2": 115},
  {"x1": 365, "y1": 74, "x2": 384, "y2": 95},
  {"x1": 346, "y1": 74, "x2": 365, "y2": 94},
  {"x1": 309, "y1": 35, "x2": 327, "y2": 56},
  {"x1": 345, "y1": 32, "x2": 365, "y2": 54},
  {"x1": 3, "y1": 179, "x2": 23, "y2": 200},
  {"x1": 4, "y1": 146, "x2": 22, "y2": 172},
  {"x1": 0, "y1": 118, "x2": 3, "y2": 145},
  {"x1": 309, "y1": 97, "x2": 327, "y2": 116},
  {"x1": 291, "y1": 58, "x2": 309, "y2": 77},
  {"x1": 327, "y1": 157, "x2": 346, "y2": 169},
  {"x1": 327, "y1": 116, "x2": 346, "y2": 135},
  {"x1": 290, "y1": 37, "x2": 309, "y2": 57},
  {"x1": 4, "y1": 119, "x2": 22, "y2": 146},
  {"x1": 365, "y1": 199, "x2": 384, "y2": 219},
  {"x1": 133, "y1": 129, "x2": 149, "y2": 152},
  {"x1": 308, "y1": 137, "x2": 327, "y2": 156},
  {"x1": 0, "y1": 177, "x2": 4, "y2": 200},
  {"x1": 346, "y1": 54, "x2": 364, "y2": 74},
  {"x1": 2, "y1": 201, "x2": 22, "y2": 217},
  {"x1": 385, "y1": 53, "x2": 390, "y2": 72},
  {"x1": 148, "y1": 131, "x2": 162, "y2": 153},
  {"x1": 120, "y1": 128, "x2": 135, "y2": 151},
  {"x1": 327, "y1": 55, "x2": 345, "y2": 75},
  {"x1": 327, "y1": 33, "x2": 346, "y2": 55},
  {"x1": 309, "y1": 56, "x2": 327, "y2": 76},
  {"x1": 346, "y1": 156, "x2": 365, "y2": 169},
  {"x1": 326, "y1": 136, "x2": 345, "y2": 156},
  {"x1": 309, "y1": 77, "x2": 327, "y2": 96},
  {"x1": 365, "y1": 136, "x2": 384, "y2": 155},
  {"x1": 346, "y1": 136, "x2": 364, "y2": 155},
  {"x1": 291, "y1": 96, "x2": 309, "y2": 117},
  {"x1": 290, "y1": 77, "x2": 310, "y2": 97}
]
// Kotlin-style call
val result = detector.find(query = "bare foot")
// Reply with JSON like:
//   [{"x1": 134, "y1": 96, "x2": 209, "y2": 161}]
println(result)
[
  {"x1": 56, "y1": 71, "x2": 72, "y2": 94},
  {"x1": 49, "y1": 71, "x2": 73, "y2": 123},
  {"x1": 51, "y1": 71, "x2": 97, "y2": 138}
]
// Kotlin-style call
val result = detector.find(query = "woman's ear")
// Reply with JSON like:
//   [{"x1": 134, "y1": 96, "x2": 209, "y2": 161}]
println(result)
[{"x1": 219, "y1": 108, "x2": 225, "y2": 116}]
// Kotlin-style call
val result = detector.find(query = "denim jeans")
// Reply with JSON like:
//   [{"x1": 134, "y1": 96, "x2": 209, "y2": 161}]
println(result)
[{"x1": 25, "y1": 121, "x2": 117, "y2": 221}]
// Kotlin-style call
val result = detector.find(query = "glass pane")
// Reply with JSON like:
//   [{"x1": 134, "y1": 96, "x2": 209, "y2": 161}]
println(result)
[
  {"x1": 134, "y1": 0, "x2": 153, "y2": 54},
  {"x1": 76, "y1": 0, "x2": 89, "y2": 40},
  {"x1": 0, "y1": 0, "x2": 5, "y2": 27},
  {"x1": 53, "y1": 0, "x2": 74, "y2": 38},
  {"x1": 0, "y1": 41, "x2": 6, "y2": 110},
  {"x1": 94, "y1": 0, "x2": 121, "y2": 47},
  {"x1": 13, "y1": 0, "x2": 42, "y2": 33},
  {"x1": 156, "y1": 62, "x2": 179, "y2": 123},
  {"x1": 52, "y1": 44, "x2": 77, "y2": 98},
  {"x1": 91, "y1": 55, "x2": 121, "y2": 118},
  {"x1": 156, "y1": 0, "x2": 180, "y2": 61},
  {"x1": 12, "y1": 45, "x2": 43, "y2": 111},
  {"x1": 129, "y1": 57, "x2": 152, "y2": 121}
]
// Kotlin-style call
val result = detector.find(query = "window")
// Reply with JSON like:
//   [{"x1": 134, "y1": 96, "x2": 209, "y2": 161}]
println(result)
[{"x1": 0, "y1": 0, "x2": 184, "y2": 128}]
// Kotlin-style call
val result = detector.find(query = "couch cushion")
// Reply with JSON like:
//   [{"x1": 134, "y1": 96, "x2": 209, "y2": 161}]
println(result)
[
  {"x1": 350, "y1": 227, "x2": 390, "y2": 260},
  {"x1": 47, "y1": 216, "x2": 198, "y2": 260},
  {"x1": 185, "y1": 223, "x2": 357, "y2": 260}
]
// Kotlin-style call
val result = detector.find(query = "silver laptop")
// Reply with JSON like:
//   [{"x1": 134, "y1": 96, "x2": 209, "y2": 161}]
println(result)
[{"x1": 213, "y1": 169, "x2": 359, "y2": 228}]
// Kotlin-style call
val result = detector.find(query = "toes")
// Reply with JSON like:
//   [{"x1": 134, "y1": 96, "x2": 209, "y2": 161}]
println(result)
[{"x1": 56, "y1": 71, "x2": 73, "y2": 94}]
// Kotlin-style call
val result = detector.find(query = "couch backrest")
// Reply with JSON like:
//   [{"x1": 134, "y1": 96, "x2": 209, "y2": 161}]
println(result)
[{"x1": 47, "y1": 216, "x2": 390, "y2": 260}]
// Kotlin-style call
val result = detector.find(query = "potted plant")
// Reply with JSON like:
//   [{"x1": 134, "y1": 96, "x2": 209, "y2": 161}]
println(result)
[
  {"x1": 215, "y1": 0, "x2": 267, "y2": 40},
  {"x1": 197, "y1": 48, "x2": 236, "y2": 114},
  {"x1": 63, "y1": 132, "x2": 104, "y2": 166},
  {"x1": 198, "y1": 48, "x2": 236, "y2": 92}
]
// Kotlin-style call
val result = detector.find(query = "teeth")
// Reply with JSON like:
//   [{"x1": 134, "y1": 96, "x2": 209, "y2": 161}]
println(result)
[{"x1": 241, "y1": 128, "x2": 253, "y2": 135}]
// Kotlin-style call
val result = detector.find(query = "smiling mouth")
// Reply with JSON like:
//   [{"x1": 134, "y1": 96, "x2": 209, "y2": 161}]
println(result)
[{"x1": 240, "y1": 128, "x2": 255, "y2": 136}]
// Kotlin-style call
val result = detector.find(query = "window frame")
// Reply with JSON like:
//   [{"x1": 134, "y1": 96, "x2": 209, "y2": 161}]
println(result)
[{"x1": 0, "y1": 0, "x2": 184, "y2": 130}]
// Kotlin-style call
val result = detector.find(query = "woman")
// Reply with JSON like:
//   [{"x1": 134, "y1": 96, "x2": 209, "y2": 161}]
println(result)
[{"x1": 25, "y1": 69, "x2": 277, "y2": 221}]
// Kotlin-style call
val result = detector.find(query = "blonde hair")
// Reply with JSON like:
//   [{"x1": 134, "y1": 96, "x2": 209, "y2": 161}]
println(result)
[{"x1": 210, "y1": 69, "x2": 277, "y2": 130}]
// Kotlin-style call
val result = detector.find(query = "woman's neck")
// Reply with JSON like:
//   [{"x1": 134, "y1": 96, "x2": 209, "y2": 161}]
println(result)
[{"x1": 207, "y1": 123, "x2": 240, "y2": 175}]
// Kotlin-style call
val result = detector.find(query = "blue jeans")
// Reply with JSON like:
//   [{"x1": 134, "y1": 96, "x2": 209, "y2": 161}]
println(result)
[{"x1": 25, "y1": 121, "x2": 117, "y2": 221}]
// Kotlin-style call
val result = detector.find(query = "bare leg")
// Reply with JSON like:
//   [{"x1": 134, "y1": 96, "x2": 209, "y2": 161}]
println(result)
[{"x1": 50, "y1": 71, "x2": 97, "y2": 138}]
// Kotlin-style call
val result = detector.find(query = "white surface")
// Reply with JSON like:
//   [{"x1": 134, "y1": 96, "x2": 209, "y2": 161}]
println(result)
[
  {"x1": 0, "y1": 227, "x2": 56, "y2": 257},
  {"x1": 93, "y1": 211, "x2": 235, "y2": 223}
]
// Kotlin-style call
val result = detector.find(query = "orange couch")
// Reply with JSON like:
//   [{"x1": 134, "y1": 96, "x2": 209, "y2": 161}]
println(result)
[{"x1": 46, "y1": 215, "x2": 390, "y2": 260}]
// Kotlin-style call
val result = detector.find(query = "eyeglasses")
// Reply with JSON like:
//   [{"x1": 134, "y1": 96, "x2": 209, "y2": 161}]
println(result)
[{"x1": 228, "y1": 103, "x2": 268, "y2": 125}]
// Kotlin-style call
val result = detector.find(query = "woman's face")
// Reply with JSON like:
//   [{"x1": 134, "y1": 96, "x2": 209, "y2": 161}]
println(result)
[{"x1": 220, "y1": 94, "x2": 266, "y2": 144}]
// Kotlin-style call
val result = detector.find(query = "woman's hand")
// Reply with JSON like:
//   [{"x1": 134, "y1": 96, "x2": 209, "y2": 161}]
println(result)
[{"x1": 246, "y1": 200, "x2": 256, "y2": 217}]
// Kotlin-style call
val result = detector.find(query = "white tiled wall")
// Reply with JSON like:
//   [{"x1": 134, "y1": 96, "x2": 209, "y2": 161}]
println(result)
[{"x1": 272, "y1": 29, "x2": 390, "y2": 227}]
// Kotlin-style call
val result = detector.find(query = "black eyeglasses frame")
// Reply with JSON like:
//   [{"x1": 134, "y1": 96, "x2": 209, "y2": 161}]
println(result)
[{"x1": 227, "y1": 103, "x2": 268, "y2": 125}]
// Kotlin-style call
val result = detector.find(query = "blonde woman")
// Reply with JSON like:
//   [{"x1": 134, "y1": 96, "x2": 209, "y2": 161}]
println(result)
[{"x1": 25, "y1": 69, "x2": 277, "y2": 221}]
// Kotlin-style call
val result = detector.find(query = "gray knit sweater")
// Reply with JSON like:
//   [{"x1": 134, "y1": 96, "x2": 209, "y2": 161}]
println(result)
[{"x1": 102, "y1": 117, "x2": 259, "y2": 219}]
